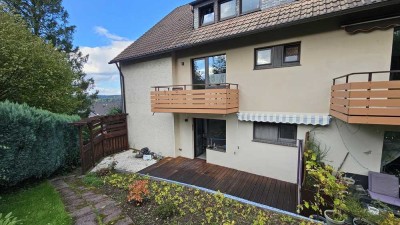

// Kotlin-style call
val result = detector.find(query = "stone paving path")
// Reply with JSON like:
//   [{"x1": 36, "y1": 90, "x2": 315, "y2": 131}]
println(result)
[{"x1": 50, "y1": 176, "x2": 133, "y2": 225}]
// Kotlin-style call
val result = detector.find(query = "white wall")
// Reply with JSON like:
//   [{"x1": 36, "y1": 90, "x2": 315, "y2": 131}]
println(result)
[
  {"x1": 122, "y1": 57, "x2": 175, "y2": 157},
  {"x1": 312, "y1": 119, "x2": 400, "y2": 176}
]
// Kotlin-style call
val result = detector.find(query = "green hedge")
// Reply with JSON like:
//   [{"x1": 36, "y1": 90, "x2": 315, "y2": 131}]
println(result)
[{"x1": 0, "y1": 101, "x2": 80, "y2": 186}]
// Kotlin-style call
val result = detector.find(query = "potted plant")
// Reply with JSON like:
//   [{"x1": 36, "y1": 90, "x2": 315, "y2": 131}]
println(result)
[
  {"x1": 353, "y1": 218, "x2": 374, "y2": 225},
  {"x1": 324, "y1": 209, "x2": 346, "y2": 225}
]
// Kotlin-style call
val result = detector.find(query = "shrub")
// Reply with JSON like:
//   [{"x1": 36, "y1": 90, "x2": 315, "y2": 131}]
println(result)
[
  {"x1": 154, "y1": 201, "x2": 178, "y2": 220},
  {"x1": 0, "y1": 101, "x2": 80, "y2": 187},
  {"x1": 127, "y1": 180, "x2": 150, "y2": 206},
  {"x1": 0, "y1": 212, "x2": 19, "y2": 225}
]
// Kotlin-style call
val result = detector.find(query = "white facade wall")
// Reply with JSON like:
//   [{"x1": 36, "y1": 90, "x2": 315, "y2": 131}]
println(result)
[{"x1": 121, "y1": 57, "x2": 176, "y2": 158}]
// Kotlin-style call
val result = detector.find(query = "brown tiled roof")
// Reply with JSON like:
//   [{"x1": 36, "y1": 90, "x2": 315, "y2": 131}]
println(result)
[{"x1": 110, "y1": 0, "x2": 391, "y2": 63}]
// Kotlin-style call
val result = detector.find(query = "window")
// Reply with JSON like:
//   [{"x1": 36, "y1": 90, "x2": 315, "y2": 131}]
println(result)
[
  {"x1": 253, "y1": 122, "x2": 297, "y2": 146},
  {"x1": 241, "y1": 0, "x2": 260, "y2": 14},
  {"x1": 284, "y1": 44, "x2": 300, "y2": 63},
  {"x1": 199, "y1": 4, "x2": 215, "y2": 26},
  {"x1": 193, "y1": 54, "x2": 226, "y2": 89},
  {"x1": 255, "y1": 48, "x2": 272, "y2": 66},
  {"x1": 219, "y1": 0, "x2": 236, "y2": 20},
  {"x1": 207, "y1": 119, "x2": 226, "y2": 151},
  {"x1": 254, "y1": 42, "x2": 301, "y2": 69}
]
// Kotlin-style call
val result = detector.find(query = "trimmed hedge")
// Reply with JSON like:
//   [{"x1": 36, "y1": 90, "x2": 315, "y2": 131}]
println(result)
[{"x1": 0, "y1": 101, "x2": 80, "y2": 186}]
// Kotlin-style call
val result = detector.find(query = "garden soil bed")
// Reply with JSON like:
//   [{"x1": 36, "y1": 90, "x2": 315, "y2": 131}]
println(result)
[{"x1": 80, "y1": 172, "x2": 319, "y2": 225}]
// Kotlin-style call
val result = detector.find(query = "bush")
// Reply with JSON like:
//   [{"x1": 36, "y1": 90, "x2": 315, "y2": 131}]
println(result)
[
  {"x1": 0, "y1": 101, "x2": 80, "y2": 187},
  {"x1": 155, "y1": 201, "x2": 178, "y2": 220},
  {"x1": 82, "y1": 173, "x2": 103, "y2": 187},
  {"x1": 127, "y1": 180, "x2": 150, "y2": 206}
]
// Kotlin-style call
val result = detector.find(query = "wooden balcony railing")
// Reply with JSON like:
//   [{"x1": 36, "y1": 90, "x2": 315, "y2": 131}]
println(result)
[
  {"x1": 151, "y1": 83, "x2": 239, "y2": 114},
  {"x1": 330, "y1": 71, "x2": 400, "y2": 125}
]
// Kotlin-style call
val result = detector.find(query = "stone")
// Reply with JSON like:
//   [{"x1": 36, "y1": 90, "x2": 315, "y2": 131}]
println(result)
[
  {"x1": 94, "y1": 200, "x2": 115, "y2": 210},
  {"x1": 74, "y1": 212, "x2": 97, "y2": 225},
  {"x1": 71, "y1": 206, "x2": 93, "y2": 218}
]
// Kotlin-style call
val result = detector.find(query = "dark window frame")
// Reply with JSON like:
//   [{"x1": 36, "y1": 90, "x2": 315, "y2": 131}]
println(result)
[
  {"x1": 283, "y1": 43, "x2": 301, "y2": 65},
  {"x1": 252, "y1": 122, "x2": 297, "y2": 147},
  {"x1": 219, "y1": 0, "x2": 237, "y2": 21},
  {"x1": 192, "y1": 54, "x2": 227, "y2": 89},
  {"x1": 199, "y1": 3, "x2": 215, "y2": 27},
  {"x1": 254, "y1": 47, "x2": 273, "y2": 69},
  {"x1": 254, "y1": 42, "x2": 301, "y2": 70},
  {"x1": 240, "y1": 0, "x2": 261, "y2": 15}
]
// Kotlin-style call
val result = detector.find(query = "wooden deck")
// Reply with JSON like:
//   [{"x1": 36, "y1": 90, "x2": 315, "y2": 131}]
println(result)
[{"x1": 139, "y1": 157, "x2": 298, "y2": 213}]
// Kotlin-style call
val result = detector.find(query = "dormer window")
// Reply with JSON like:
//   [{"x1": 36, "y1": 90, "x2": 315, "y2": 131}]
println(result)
[
  {"x1": 199, "y1": 4, "x2": 215, "y2": 26},
  {"x1": 241, "y1": 0, "x2": 261, "y2": 14},
  {"x1": 219, "y1": 0, "x2": 237, "y2": 20}
]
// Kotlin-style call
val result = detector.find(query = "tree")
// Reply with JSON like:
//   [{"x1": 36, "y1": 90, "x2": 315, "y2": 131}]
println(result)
[
  {"x1": 1, "y1": 0, "x2": 97, "y2": 117},
  {"x1": 0, "y1": 8, "x2": 80, "y2": 114}
]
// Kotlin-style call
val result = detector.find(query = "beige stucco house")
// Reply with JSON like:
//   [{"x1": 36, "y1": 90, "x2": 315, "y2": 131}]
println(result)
[{"x1": 110, "y1": 0, "x2": 400, "y2": 184}]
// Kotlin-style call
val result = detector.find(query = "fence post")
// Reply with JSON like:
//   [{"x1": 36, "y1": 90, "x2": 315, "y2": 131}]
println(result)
[
  {"x1": 88, "y1": 122, "x2": 95, "y2": 168},
  {"x1": 78, "y1": 125, "x2": 84, "y2": 175}
]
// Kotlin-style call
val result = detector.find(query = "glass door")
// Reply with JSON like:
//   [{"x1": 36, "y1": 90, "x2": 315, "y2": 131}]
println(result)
[{"x1": 192, "y1": 55, "x2": 226, "y2": 89}]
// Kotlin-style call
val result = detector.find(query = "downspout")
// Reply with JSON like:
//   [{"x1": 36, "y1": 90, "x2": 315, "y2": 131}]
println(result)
[{"x1": 115, "y1": 63, "x2": 127, "y2": 113}]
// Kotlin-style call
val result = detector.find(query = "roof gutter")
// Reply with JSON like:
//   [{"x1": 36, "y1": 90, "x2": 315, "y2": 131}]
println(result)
[
  {"x1": 115, "y1": 63, "x2": 127, "y2": 114},
  {"x1": 109, "y1": 0, "x2": 399, "y2": 64}
]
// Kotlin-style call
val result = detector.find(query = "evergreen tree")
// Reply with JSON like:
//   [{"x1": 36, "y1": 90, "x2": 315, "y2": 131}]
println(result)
[{"x1": 1, "y1": 0, "x2": 97, "y2": 117}]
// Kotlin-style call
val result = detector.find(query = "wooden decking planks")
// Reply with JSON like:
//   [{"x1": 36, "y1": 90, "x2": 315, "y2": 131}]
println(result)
[{"x1": 138, "y1": 157, "x2": 297, "y2": 213}]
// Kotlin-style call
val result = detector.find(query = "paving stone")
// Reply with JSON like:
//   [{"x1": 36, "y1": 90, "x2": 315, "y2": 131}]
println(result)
[
  {"x1": 64, "y1": 194, "x2": 81, "y2": 205},
  {"x1": 99, "y1": 206, "x2": 122, "y2": 217},
  {"x1": 59, "y1": 188, "x2": 76, "y2": 197},
  {"x1": 114, "y1": 217, "x2": 133, "y2": 225},
  {"x1": 84, "y1": 194, "x2": 106, "y2": 204},
  {"x1": 51, "y1": 180, "x2": 69, "y2": 190},
  {"x1": 71, "y1": 206, "x2": 93, "y2": 218},
  {"x1": 103, "y1": 209, "x2": 122, "y2": 224},
  {"x1": 74, "y1": 212, "x2": 97, "y2": 225},
  {"x1": 94, "y1": 200, "x2": 115, "y2": 210},
  {"x1": 81, "y1": 191, "x2": 96, "y2": 198}
]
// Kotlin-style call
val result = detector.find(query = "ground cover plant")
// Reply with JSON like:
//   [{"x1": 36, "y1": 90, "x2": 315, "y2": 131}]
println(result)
[
  {"x1": 0, "y1": 181, "x2": 72, "y2": 225},
  {"x1": 80, "y1": 172, "x2": 319, "y2": 225}
]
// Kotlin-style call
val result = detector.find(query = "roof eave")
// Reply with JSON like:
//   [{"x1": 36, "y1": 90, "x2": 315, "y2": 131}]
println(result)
[{"x1": 109, "y1": 0, "x2": 397, "y2": 64}]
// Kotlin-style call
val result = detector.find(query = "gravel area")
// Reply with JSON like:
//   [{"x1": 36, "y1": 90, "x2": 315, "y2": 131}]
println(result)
[{"x1": 91, "y1": 150, "x2": 157, "y2": 173}]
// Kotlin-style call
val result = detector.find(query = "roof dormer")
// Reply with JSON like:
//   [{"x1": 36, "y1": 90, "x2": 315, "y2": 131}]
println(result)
[{"x1": 190, "y1": 0, "x2": 296, "y2": 29}]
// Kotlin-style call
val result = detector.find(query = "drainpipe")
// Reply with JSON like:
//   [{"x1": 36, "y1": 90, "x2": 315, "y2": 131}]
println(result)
[{"x1": 115, "y1": 63, "x2": 127, "y2": 113}]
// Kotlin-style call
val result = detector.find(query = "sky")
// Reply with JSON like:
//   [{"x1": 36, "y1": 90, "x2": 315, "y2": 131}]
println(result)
[{"x1": 63, "y1": 0, "x2": 191, "y2": 95}]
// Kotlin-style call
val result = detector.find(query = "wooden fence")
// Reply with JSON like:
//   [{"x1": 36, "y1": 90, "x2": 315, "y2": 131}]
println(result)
[{"x1": 72, "y1": 114, "x2": 129, "y2": 173}]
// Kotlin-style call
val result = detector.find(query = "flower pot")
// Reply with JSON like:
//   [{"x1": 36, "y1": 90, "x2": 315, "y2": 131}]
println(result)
[
  {"x1": 353, "y1": 218, "x2": 374, "y2": 225},
  {"x1": 324, "y1": 210, "x2": 345, "y2": 225}
]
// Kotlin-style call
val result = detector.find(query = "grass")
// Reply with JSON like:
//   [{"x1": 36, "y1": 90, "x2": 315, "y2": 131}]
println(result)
[{"x1": 0, "y1": 181, "x2": 72, "y2": 225}]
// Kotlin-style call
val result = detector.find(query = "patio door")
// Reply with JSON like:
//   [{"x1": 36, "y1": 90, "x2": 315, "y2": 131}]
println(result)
[
  {"x1": 194, "y1": 119, "x2": 207, "y2": 158},
  {"x1": 192, "y1": 55, "x2": 226, "y2": 89}
]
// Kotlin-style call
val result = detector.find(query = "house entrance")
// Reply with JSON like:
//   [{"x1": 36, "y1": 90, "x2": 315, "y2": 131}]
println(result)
[{"x1": 193, "y1": 118, "x2": 226, "y2": 160}]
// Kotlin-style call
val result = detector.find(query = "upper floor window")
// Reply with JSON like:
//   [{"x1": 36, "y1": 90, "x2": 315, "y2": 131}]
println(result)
[
  {"x1": 255, "y1": 42, "x2": 301, "y2": 69},
  {"x1": 219, "y1": 0, "x2": 237, "y2": 20},
  {"x1": 241, "y1": 0, "x2": 261, "y2": 14},
  {"x1": 199, "y1": 4, "x2": 215, "y2": 26},
  {"x1": 193, "y1": 54, "x2": 226, "y2": 89}
]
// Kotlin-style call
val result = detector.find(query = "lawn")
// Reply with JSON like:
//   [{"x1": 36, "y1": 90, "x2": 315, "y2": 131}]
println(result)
[
  {"x1": 0, "y1": 181, "x2": 72, "y2": 225},
  {"x1": 79, "y1": 171, "x2": 318, "y2": 225}
]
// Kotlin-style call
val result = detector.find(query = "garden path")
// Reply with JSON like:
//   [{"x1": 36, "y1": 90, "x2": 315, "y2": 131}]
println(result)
[{"x1": 50, "y1": 176, "x2": 133, "y2": 225}]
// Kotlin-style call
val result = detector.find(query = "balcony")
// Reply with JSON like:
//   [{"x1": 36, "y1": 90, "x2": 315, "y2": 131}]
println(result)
[
  {"x1": 330, "y1": 71, "x2": 400, "y2": 125},
  {"x1": 151, "y1": 83, "x2": 239, "y2": 114}
]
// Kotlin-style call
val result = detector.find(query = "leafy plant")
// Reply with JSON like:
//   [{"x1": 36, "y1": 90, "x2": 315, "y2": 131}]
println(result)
[
  {"x1": 154, "y1": 201, "x2": 178, "y2": 219},
  {"x1": 298, "y1": 150, "x2": 348, "y2": 221},
  {"x1": 0, "y1": 213, "x2": 19, "y2": 225},
  {"x1": 127, "y1": 180, "x2": 150, "y2": 206}
]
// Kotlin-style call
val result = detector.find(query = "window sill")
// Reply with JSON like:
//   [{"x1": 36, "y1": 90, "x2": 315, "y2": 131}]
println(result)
[
  {"x1": 207, "y1": 148, "x2": 226, "y2": 153},
  {"x1": 200, "y1": 21, "x2": 215, "y2": 27},
  {"x1": 254, "y1": 63, "x2": 301, "y2": 70},
  {"x1": 252, "y1": 139, "x2": 297, "y2": 147},
  {"x1": 219, "y1": 15, "x2": 237, "y2": 22}
]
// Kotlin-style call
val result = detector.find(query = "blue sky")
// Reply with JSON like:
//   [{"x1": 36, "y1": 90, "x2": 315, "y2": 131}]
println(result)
[{"x1": 63, "y1": 0, "x2": 191, "y2": 95}]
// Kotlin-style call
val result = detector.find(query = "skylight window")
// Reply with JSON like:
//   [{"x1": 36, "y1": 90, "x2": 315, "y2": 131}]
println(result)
[{"x1": 199, "y1": 4, "x2": 215, "y2": 26}]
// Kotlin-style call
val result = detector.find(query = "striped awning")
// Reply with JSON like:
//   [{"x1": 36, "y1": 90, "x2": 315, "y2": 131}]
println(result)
[{"x1": 237, "y1": 111, "x2": 331, "y2": 126}]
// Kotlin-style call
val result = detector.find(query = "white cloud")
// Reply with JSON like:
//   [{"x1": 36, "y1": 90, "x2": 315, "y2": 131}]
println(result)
[{"x1": 80, "y1": 26, "x2": 133, "y2": 95}]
